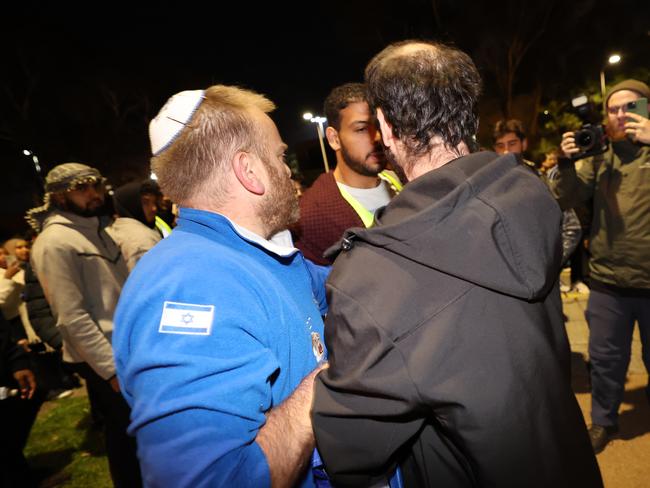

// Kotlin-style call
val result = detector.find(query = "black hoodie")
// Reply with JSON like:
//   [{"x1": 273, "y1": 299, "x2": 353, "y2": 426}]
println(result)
[
  {"x1": 113, "y1": 181, "x2": 153, "y2": 228},
  {"x1": 312, "y1": 152, "x2": 602, "y2": 487}
]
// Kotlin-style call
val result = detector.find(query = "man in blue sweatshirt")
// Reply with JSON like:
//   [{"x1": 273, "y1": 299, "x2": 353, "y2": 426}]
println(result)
[{"x1": 113, "y1": 85, "x2": 328, "y2": 488}]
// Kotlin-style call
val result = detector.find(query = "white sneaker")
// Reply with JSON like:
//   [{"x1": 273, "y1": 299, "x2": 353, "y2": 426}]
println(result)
[{"x1": 55, "y1": 389, "x2": 74, "y2": 400}]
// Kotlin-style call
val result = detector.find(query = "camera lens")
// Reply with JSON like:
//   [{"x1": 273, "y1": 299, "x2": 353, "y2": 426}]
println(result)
[{"x1": 576, "y1": 129, "x2": 594, "y2": 150}]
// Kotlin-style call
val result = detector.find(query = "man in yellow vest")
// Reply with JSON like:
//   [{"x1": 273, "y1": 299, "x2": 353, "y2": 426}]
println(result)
[{"x1": 293, "y1": 83, "x2": 401, "y2": 265}]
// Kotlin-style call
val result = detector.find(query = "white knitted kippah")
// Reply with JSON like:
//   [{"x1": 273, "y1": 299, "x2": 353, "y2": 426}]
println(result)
[{"x1": 149, "y1": 89, "x2": 205, "y2": 155}]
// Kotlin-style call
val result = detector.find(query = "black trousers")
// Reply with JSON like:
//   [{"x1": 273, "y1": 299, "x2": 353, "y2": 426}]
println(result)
[
  {"x1": 71, "y1": 363, "x2": 142, "y2": 488},
  {"x1": 586, "y1": 290, "x2": 650, "y2": 427},
  {"x1": 0, "y1": 392, "x2": 43, "y2": 488}
]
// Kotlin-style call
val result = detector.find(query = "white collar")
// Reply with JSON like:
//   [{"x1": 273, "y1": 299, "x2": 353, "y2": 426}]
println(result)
[{"x1": 229, "y1": 220, "x2": 297, "y2": 257}]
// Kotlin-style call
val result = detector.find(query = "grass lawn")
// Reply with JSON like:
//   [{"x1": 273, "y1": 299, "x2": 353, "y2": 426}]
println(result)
[{"x1": 25, "y1": 395, "x2": 112, "y2": 487}]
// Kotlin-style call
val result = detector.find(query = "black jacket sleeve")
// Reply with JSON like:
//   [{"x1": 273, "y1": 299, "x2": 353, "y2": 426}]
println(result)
[
  {"x1": 23, "y1": 262, "x2": 62, "y2": 350},
  {"x1": 311, "y1": 285, "x2": 424, "y2": 487},
  {"x1": 0, "y1": 315, "x2": 30, "y2": 383},
  {"x1": 549, "y1": 157, "x2": 597, "y2": 211}
]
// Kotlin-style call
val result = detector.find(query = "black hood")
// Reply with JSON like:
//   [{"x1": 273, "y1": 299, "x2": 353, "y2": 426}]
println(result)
[
  {"x1": 113, "y1": 181, "x2": 153, "y2": 228},
  {"x1": 337, "y1": 151, "x2": 562, "y2": 300}
]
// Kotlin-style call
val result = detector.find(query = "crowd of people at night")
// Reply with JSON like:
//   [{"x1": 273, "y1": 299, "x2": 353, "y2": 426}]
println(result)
[{"x1": 2, "y1": 38, "x2": 650, "y2": 488}]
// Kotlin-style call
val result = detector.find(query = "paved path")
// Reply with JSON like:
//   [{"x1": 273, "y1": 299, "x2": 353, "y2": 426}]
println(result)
[{"x1": 561, "y1": 271, "x2": 650, "y2": 488}]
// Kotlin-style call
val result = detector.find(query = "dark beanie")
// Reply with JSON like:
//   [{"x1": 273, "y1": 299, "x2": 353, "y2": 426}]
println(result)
[{"x1": 605, "y1": 79, "x2": 650, "y2": 107}]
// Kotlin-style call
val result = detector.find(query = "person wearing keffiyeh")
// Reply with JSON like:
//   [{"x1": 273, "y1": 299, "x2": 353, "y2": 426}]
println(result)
[{"x1": 27, "y1": 162, "x2": 142, "y2": 487}]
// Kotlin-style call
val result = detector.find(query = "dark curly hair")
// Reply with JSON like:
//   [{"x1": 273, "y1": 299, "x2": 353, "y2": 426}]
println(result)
[
  {"x1": 364, "y1": 40, "x2": 482, "y2": 157},
  {"x1": 323, "y1": 83, "x2": 367, "y2": 131},
  {"x1": 493, "y1": 119, "x2": 526, "y2": 143}
]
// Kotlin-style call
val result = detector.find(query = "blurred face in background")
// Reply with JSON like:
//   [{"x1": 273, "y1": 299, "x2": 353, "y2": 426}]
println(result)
[
  {"x1": 541, "y1": 151, "x2": 559, "y2": 172},
  {"x1": 291, "y1": 179, "x2": 304, "y2": 198},
  {"x1": 5, "y1": 239, "x2": 30, "y2": 262},
  {"x1": 14, "y1": 240, "x2": 30, "y2": 262},
  {"x1": 141, "y1": 193, "x2": 158, "y2": 225},
  {"x1": 607, "y1": 90, "x2": 640, "y2": 141},
  {"x1": 54, "y1": 180, "x2": 106, "y2": 217},
  {"x1": 494, "y1": 132, "x2": 527, "y2": 155}
]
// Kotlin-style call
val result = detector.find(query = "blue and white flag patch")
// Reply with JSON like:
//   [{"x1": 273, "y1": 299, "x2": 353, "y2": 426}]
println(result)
[{"x1": 158, "y1": 301, "x2": 214, "y2": 335}]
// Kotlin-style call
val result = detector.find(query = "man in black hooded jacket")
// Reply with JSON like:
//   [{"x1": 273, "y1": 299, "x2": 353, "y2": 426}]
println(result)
[{"x1": 311, "y1": 40, "x2": 602, "y2": 488}]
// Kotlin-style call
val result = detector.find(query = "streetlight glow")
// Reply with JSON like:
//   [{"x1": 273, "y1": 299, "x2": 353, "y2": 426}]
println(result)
[
  {"x1": 302, "y1": 113, "x2": 330, "y2": 172},
  {"x1": 23, "y1": 149, "x2": 31, "y2": 156},
  {"x1": 600, "y1": 53, "x2": 622, "y2": 113}
]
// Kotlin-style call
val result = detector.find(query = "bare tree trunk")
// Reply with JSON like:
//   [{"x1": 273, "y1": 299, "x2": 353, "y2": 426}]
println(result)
[
  {"x1": 490, "y1": 1, "x2": 556, "y2": 120},
  {"x1": 528, "y1": 80, "x2": 544, "y2": 141}
]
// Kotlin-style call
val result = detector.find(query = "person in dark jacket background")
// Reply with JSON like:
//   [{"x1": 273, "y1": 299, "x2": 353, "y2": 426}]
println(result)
[
  {"x1": 311, "y1": 40, "x2": 602, "y2": 487},
  {"x1": 107, "y1": 180, "x2": 162, "y2": 271},
  {"x1": 0, "y1": 312, "x2": 39, "y2": 487},
  {"x1": 553, "y1": 79, "x2": 650, "y2": 454},
  {"x1": 23, "y1": 262, "x2": 62, "y2": 350},
  {"x1": 23, "y1": 260, "x2": 81, "y2": 400}
]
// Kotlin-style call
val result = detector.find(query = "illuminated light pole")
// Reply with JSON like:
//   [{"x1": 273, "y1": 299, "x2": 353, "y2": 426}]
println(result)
[
  {"x1": 303, "y1": 112, "x2": 330, "y2": 173},
  {"x1": 600, "y1": 53, "x2": 621, "y2": 113},
  {"x1": 23, "y1": 149, "x2": 43, "y2": 182}
]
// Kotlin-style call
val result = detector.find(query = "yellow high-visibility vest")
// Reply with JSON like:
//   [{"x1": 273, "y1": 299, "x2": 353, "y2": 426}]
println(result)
[
  {"x1": 155, "y1": 216, "x2": 172, "y2": 238},
  {"x1": 337, "y1": 171, "x2": 402, "y2": 228},
  {"x1": 378, "y1": 170, "x2": 403, "y2": 193}
]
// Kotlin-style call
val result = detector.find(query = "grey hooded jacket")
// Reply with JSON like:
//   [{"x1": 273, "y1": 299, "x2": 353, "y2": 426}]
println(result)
[{"x1": 31, "y1": 210, "x2": 128, "y2": 379}]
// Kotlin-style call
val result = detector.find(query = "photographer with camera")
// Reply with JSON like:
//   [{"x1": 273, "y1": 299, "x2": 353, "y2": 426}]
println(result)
[{"x1": 552, "y1": 79, "x2": 650, "y2": 454}]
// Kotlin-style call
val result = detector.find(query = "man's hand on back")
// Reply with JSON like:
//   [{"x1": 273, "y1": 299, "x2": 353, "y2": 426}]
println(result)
[{"x1": 256, "y1": 362, "x2": 328, "y2": 488}]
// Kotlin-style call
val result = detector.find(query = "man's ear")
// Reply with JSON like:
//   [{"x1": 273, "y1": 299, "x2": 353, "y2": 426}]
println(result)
[
  {"x1": 376, "y1": 108, "x2": 395, "y2": 149},
  {"x1": 231, "y1": 151, "x2": 265, "y2": 196},
  {"x1": 522, "y1": 138, "x2": 528, "y2": 152},
  {"x1": 325, "y1": 126, "x2": 340, "y2": 151}
]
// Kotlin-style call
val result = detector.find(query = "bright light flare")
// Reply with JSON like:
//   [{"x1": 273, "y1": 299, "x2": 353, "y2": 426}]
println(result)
[{"x1": 608, "y1": 54, "x2": 621, "y2": 64}]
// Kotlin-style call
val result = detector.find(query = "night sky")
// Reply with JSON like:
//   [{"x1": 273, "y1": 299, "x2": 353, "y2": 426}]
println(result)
[{"x1": 1, "y1": 0, "x2": 649, "y2": 237}]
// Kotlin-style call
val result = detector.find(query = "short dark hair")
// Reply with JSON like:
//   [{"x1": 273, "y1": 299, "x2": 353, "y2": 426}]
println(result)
[
  {"x1": 364, "y1": 40, "x2": 482, "y2": 156},
  {"x1": 493, "y1": 119, "x2": 526, "y2": 143},
  {"x1": 323, "y1": 83, "x2": 367, "y2": 131}
]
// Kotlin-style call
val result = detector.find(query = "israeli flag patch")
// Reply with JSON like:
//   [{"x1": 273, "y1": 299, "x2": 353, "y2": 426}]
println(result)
[{"x1": 158, "y1": 301, "x2": 215, "y2": 335}]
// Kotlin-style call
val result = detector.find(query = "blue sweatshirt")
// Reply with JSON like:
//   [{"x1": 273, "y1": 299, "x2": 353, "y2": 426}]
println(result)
[{"x1": 113, "y1": 208, "x2": 327, "y2": 487}]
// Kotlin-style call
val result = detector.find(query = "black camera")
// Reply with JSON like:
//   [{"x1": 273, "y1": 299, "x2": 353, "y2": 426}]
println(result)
[{"x1": 570, "y1": 94, "x2": 609, "y2": 160}]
